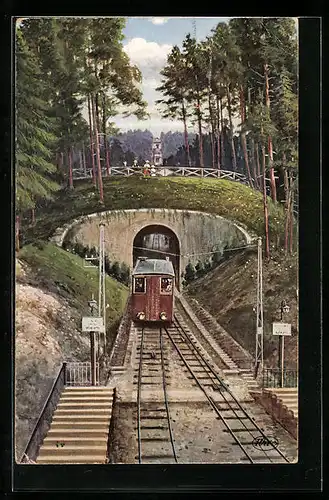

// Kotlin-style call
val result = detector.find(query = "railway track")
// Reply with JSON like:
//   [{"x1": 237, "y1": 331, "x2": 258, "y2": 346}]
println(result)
[
  {"x1": 133, "y1": 315, "x2": 291, "y2": 464},
  {"x1": 135, "y1": 326, "x2": 178, "y2": 464},
  {"x1": 164, "y1": 315, "x2": 290, "y2": 464}
]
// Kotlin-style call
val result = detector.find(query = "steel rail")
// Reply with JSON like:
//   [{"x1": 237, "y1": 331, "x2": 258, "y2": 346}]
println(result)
[
  {"x1": 159, "y1": 328, "x2": 178, "y2": 463},
  {"x1": 170, "y1": 321, "x2": 275, "y2": 463},
  {"x1": 136, "y1": 327, "x2": 145, "y2": 464},
  {"x1": 172, "y1": 315, "x2": 290, "y2": 463},
  {"x1": 164, "y1": 326, "x2": 255, "y2": 463}
]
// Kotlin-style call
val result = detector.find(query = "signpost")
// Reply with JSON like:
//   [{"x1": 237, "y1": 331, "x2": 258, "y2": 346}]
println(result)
[
  {"x1": 83, "y1": 297, "x2": 103, "y2": 386},
  {"x1": 82, "y1": 317, "x2": 105, "y2": 333},
  {"x1": 272, "y1": 322, "x2": 292, "y2": 387}
]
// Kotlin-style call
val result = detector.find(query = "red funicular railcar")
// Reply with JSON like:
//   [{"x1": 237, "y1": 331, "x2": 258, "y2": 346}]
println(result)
[{"x1": 132, "y1": 257, "x2": 175, "y2": 324}]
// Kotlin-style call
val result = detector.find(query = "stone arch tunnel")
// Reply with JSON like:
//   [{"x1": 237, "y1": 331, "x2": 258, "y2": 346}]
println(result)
[
  {"x1": 59, "y1": 208, "x2": 254, "y2": 290},
  {"x1": 132, "y1": 224, "x2": 180, "y2": 287}
]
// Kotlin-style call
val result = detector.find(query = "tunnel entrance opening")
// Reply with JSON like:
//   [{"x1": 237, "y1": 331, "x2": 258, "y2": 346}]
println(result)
[{"x1": 133, "y1": 225, "x2": 180, "y2": 289}]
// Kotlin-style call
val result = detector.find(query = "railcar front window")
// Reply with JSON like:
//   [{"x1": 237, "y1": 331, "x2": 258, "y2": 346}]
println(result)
[
  {"x1": 134, "y1": 277, "x2": 146, "y2": 293},
  {"x1": 160, "y1": 277, "x2": 173, "y2": 294}
]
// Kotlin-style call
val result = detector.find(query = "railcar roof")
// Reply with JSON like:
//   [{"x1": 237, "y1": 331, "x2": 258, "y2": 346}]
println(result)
[{"x1": 132, "y1": 258, "x2": 175, "y2": 276}]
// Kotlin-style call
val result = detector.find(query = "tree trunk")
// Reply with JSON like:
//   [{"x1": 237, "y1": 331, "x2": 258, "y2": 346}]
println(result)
[
  {"x1": 241, "y1": 133, "x2": 253, "y2": 186},
  {"x1": 261, "y1": 142, "x2": 270, "y2": 259},
  {"x1": 31, "y1": 208, "x2": 35, "y2": 226},
  {"x1": 283, "y1": 154, "x2": 290, "y2": 252},
  {"x1": 91, "y1": 94, "x2": 104, "y2": 203},
  {"x1": 239, "y1": 90, "x2": 253, "y2": 186},
  {"x1": 219, "y1": 95, "x2": 225, "y2": 169},
  {"x1": 79, "y1": 148, "x2": 83, "y2": 172},
  {"x1": 68, "y1": 147, "x2": 73, "y2": 189},
  {"x1": 264, "y1": 63, "x2": 277, "y2": 202},
  {"x1": 102, "y1": 92, "x2": 110, "y2": 176},
  {"x1": 182, "y1": 100, "x2": 191, "y2": 167},
  {"x1": 250, "y1": 138, "x2": 259, "y2": 189},
  {"x1": 87, "y1": 95, "x2": 97, "y2": 186},
  {"x1": 289, "y1": 187, "x2": 294, "y2": 253},
  {"x1": 82, "y1": 142, "x2": 87, "y2": 177},
  {"x1": 226, "y1": 86, "x2": 237, "y2": 172},
  {"x1": 255, "y1": 142, "x2": 261, "y2": 190},
  {"x1": 208, "y1": 91, "x2": 216, "y2": 169},
  {"x1": 215, "y1": 95, "x2": 221, "y2": 172},
  {"x1": 195, "y1": 75, "x2": 204, "y2": 169},
  {"x1": 284, "y1": 185, "x2": 292, "y2": 254},
  {"x1": 196, "y1": 101, "x2": 204, "y2": 169},
  {"x1": 95, "y1": 92, "x2": 101, "y2": 134},
  {"x1": 16, "y1": 215, "x2": 20, "y2": 252}
]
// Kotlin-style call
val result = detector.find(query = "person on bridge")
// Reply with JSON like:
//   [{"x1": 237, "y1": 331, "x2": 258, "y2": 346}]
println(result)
[{"x1": 143, "y1": 160, "x2": 150, "y2": 176}]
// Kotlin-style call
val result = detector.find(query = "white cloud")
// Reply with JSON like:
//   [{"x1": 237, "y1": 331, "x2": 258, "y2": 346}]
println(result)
[
  {"x1": 124, "y1": 38, "x2": 172, "y2": 79},
  {"x1": 143, "y1": 78, "x2": 159, "y2": 90},
  {"x1": 113, "y1": 115, "x2": 187, "y2": 136},
  {"x1": 149, "y1": 17, "x2": 169, "y2": 25}
]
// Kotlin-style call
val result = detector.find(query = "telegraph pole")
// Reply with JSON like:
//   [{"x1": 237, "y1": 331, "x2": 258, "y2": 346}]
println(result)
[
  {"x1": 255, "y1": 237, "x2": 264, "y2": 378},
  {"x1": 98, "y1": 222, "x2": 106, "y2": 353},
  {"x1": 87, "y1": 296, "x2": 98, "y2": 386}
]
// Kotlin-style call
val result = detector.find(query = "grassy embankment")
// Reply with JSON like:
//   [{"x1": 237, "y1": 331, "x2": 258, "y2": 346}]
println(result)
[
  {"x1": 186, "y1": 248, "x2": 298, "y2": 369},
  {"x1": 21, "y1": 176, "x2": 286, "y2": 245},
  {"x1": 18, "y1": 241, "x2": 129, "y2": 351}
]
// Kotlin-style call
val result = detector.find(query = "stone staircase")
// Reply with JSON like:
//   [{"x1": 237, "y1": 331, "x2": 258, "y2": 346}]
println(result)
[
  {"x1": 36, "y1": 386, "x2": 115, "y2": 464},
  {"x1": 264, "y1": 387, "x2": 298, "y2": 419},
  {"x1": 184, "y1": 295, "x2": 253, "y2": 370},
  {"x1": 177, "y1": 293, "x2": 259, "y2": 391}
]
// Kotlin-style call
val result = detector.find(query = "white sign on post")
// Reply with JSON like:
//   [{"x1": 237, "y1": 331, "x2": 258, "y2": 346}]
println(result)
[
  {"x1": 82, "y1": 317, "x2": 105, "y2": 332},
  {"x1": 272, "y1": 322, "x2": 291, "y2": 336}
]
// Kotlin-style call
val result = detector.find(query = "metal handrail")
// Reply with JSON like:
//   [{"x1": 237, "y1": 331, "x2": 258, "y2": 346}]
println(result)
[
  {"x1": 65, "y1": 361, "x2": 100, "y2": 386},
  {"x1": 20, "y1": 362, "x2": 67, "y2": 463},
  {"x1": 263, "y1": 368, "x2": 298, "y2": 388}
]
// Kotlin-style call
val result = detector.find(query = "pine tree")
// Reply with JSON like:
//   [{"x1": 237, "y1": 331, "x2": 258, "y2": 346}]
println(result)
[
  {"x1": 16, "y1": 28, "x2": 60, "y2": 214},
  {"x1": 184, "y1": 262, "x2": 196, "y2": 284}
]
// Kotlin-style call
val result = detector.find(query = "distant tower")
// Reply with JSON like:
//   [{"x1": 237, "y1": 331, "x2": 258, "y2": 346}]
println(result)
[{"x1": 152, "y1": 138, "x2": 163, "y2": 166}]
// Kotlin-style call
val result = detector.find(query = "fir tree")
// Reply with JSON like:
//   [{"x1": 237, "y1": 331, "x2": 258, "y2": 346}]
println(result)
[{"x1": 16, "y1": 28, "x2": 60, "y2": 213}]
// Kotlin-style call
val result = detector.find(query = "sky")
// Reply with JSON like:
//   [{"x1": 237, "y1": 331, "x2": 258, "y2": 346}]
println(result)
[{"x1": 113, "y1": 17, "x2": 232, "y2": 136}]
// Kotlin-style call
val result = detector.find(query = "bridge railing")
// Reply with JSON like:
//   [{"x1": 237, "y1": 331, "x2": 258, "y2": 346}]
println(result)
[
  {"x1": 73, "y1": 165, "x2": 251, "y2": 183},
  {"x1": 72, "y1": 165, "x2": 298, "y2": 216}
]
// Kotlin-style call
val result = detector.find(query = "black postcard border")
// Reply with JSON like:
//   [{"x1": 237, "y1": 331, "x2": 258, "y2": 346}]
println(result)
[{"x1": 0, "y1": 15, "x2": 322, "y2": 494}]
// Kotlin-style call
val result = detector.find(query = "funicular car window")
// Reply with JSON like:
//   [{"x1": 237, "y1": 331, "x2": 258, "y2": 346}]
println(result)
[
  {"x1": 160, "y1": 277, "x2": 173, "y2": 294},
  {"x1": 134, "y1": 277, "x2": 146, "y2": 293}
]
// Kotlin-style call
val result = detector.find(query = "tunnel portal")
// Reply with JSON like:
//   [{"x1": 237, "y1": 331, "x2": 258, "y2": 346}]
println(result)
[{"x1": 132, "y1": 224, "x2": 180, "y2": 287}]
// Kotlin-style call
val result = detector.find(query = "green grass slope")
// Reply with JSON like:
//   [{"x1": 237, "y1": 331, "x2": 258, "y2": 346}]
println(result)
[
  {"x1": 18, "y1": 242, "x2": 129, "y2": 350},
  {"x1": 186, "y1": 248, "x2": 298, "y2": 369},
  {"x1": 22, "y1": 176, "x2": 285, "y2": 245}
]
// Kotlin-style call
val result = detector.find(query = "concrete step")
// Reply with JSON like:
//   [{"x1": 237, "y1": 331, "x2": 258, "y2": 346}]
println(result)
[
  {"x1": 61, "y1": 391, "x2": 111, "y2": 396},
  {"x1": 282, "y1": 397, "x2": 298, "y2": 403},
  {"x1": 63, "y1": 386, "x2": 112, "y2": 390},
  {"x1": 55, "y1": 408, "x2": 111, "y2": 414},
  {"x1": 57, "y1": 402, "x2": 112, "y2": 409},
  {"x1": 60, "y1": 395, "x2": 113, "y2": 401},
  {"x1": 50, "y1": 422, "x2": 110, "y2": 430},
  {"x1": 38, "y1": 445, "x2": 106, "y2": 457},
  {"x1": 37, "y1": 455, "x2": 106, "y2": 464},
  {"x1": 265, "y1": 388, "x2": 298, "y2": 391},
  {"x1": 43, "y1": 436, "x2": 107, "y2": 445},
  {"x1": 47, "y1": 428, "x2": 109, "y2": 437},
  {"x1": 52, "y1": 415, "x2": 110, "y2": 422}
]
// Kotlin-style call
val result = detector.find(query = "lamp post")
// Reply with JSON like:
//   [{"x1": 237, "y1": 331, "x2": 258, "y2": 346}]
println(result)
[{"x1": 278, "y1": 299, "x2": 290, "y2": 387}]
